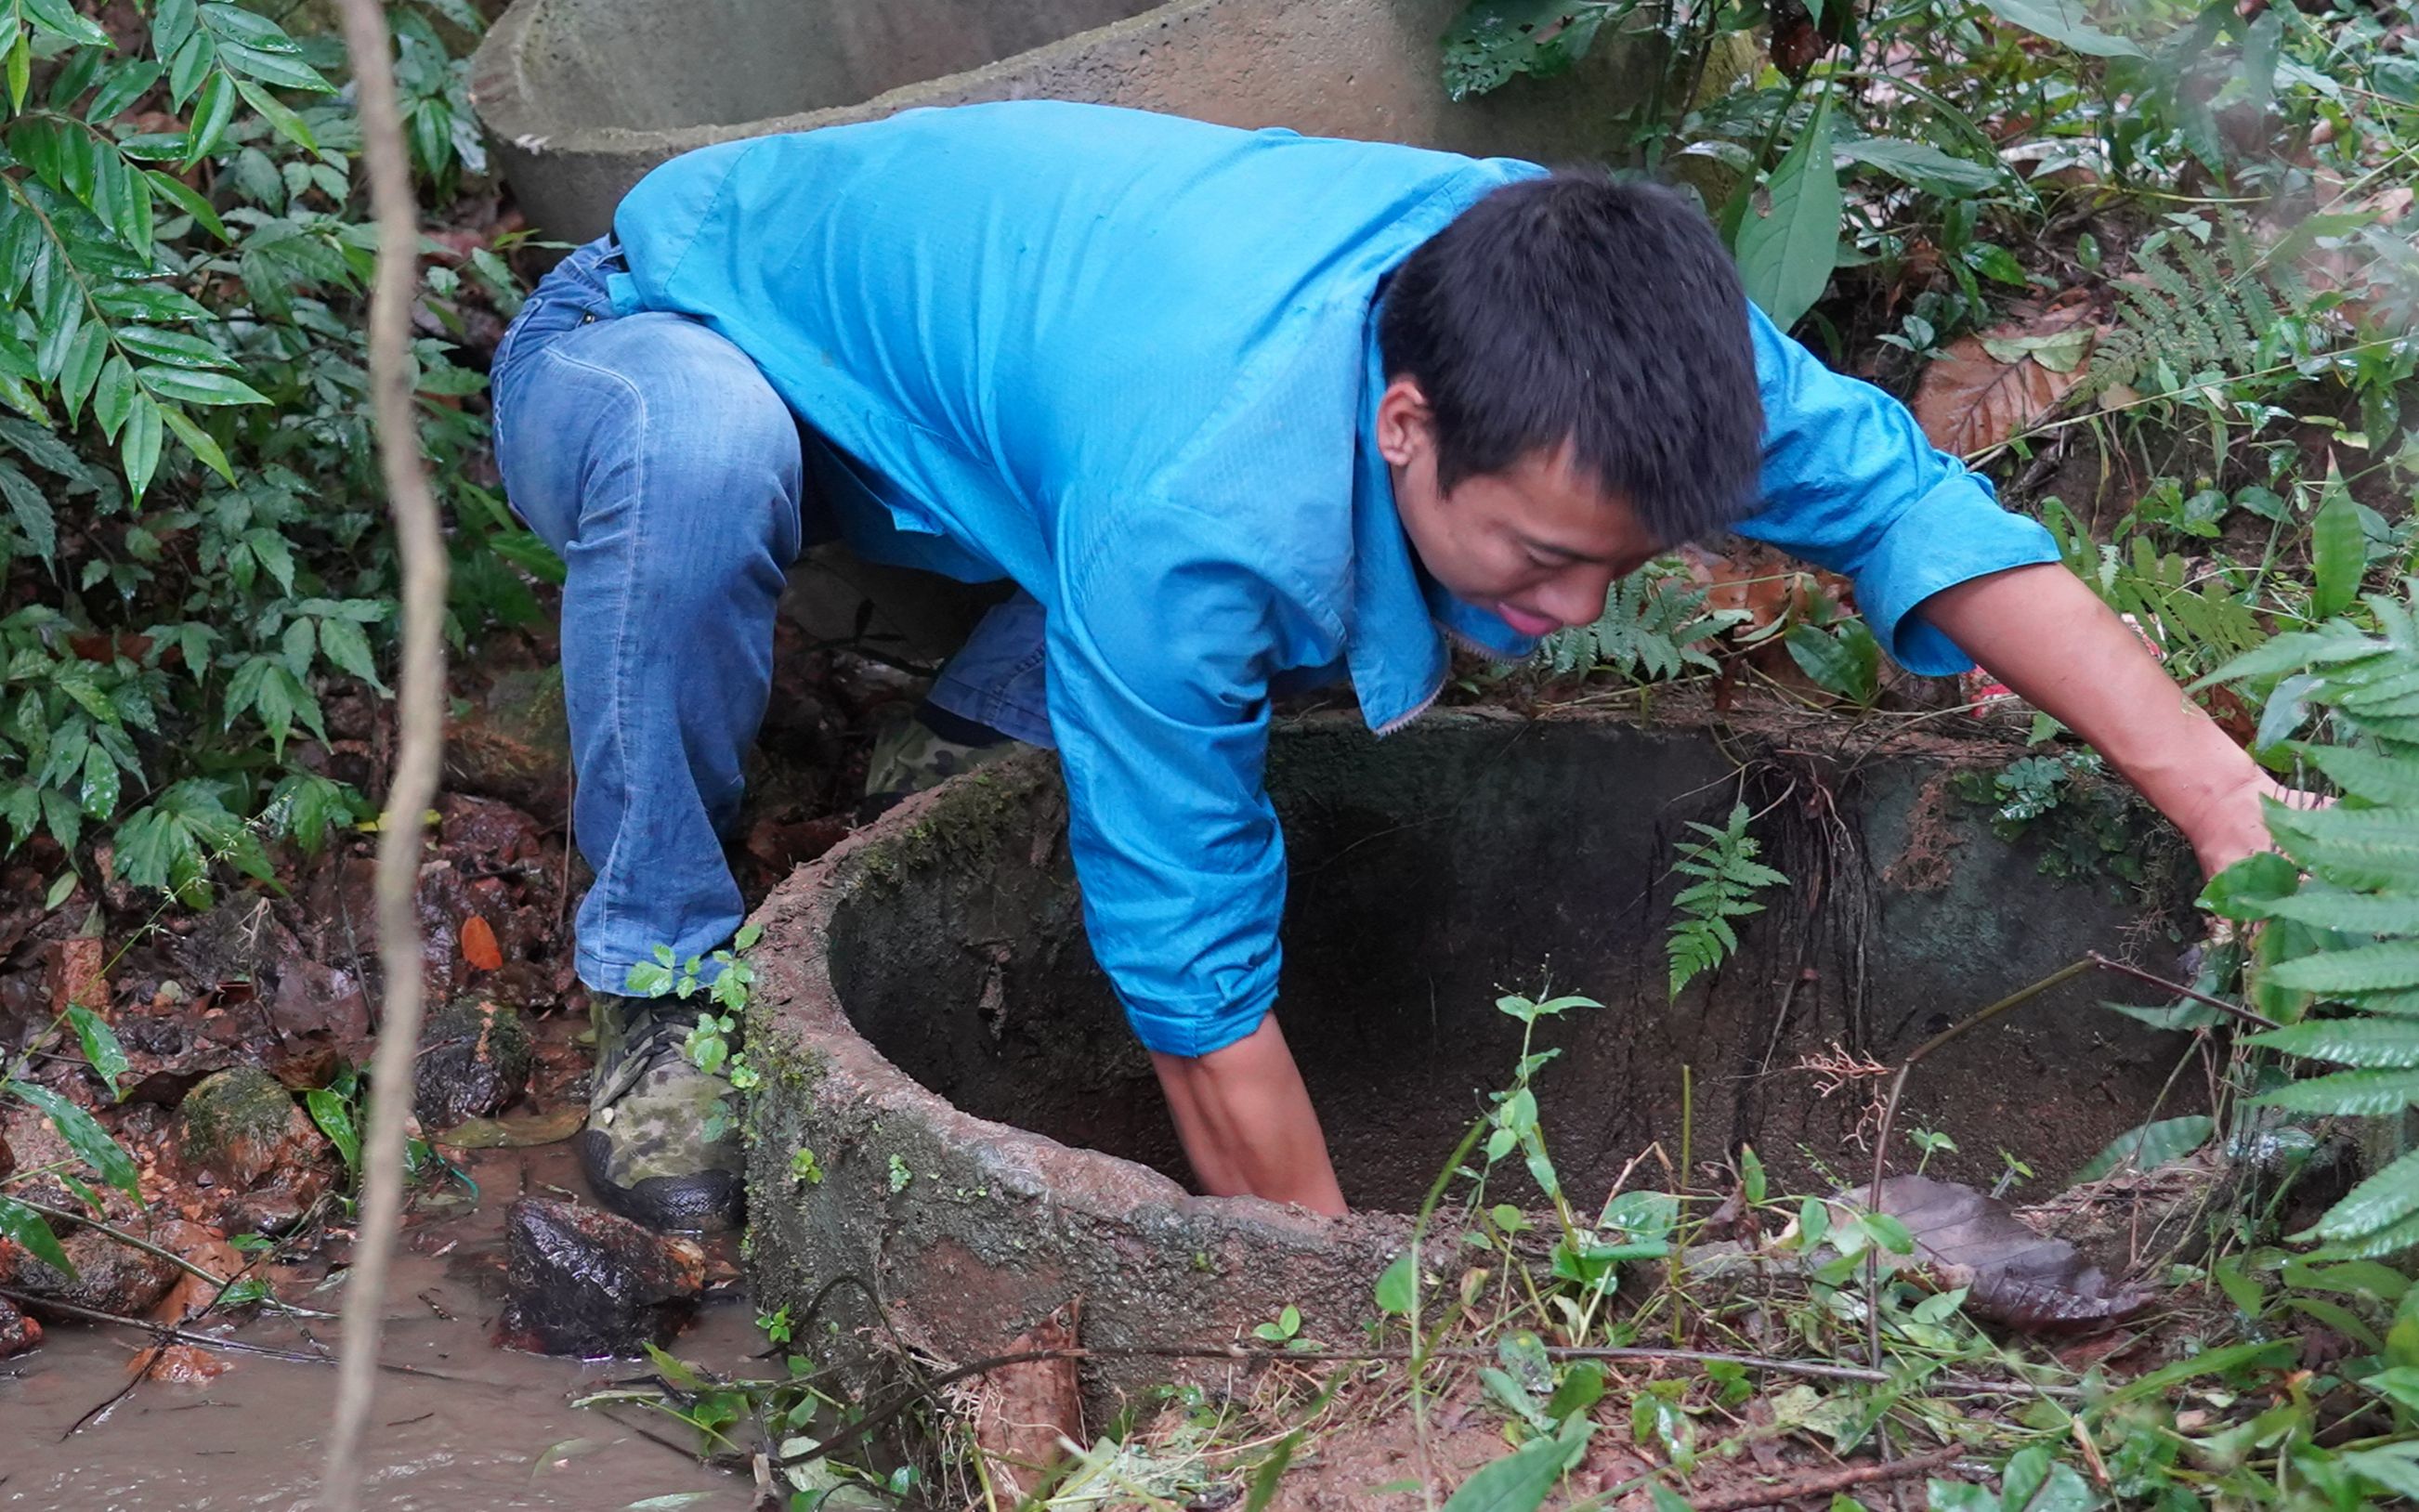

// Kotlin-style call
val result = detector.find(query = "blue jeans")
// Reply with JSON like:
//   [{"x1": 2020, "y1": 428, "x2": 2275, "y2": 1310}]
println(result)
[{"x1": 491, "y1": 238, "x2": 1050, "y2": 993}]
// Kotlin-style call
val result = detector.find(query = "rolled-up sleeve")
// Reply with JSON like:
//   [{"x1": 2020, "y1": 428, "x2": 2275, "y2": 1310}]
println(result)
[
  {"x1": 1047, "y1": 506, "x2": 1294, "y2": 1058},
  {"x1": 1733, "y1": 304, "x2": 2060, "y2": 676}
]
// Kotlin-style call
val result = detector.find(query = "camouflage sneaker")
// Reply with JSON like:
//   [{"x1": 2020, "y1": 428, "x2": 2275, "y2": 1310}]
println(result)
[
  {"x1": 860, "y1": 705, "x2": 1015, "y2": 812},
  {"x1": 575, "y1": 992, "x2": 743, "y2": 1232}
]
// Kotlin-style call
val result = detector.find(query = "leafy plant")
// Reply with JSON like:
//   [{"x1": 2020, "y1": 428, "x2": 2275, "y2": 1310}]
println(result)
[
  {"x1": 1538, "y1": 565, "x2": 1741, "y2": 682},
  {"x1": 2090, "y1": 220, "x2": 2315, "y2": 403},
  {"x1": 630, "y1": 921, "x2": 765, "y2": 1137},
  {"x1": 0, "y1": 0, "x2": 534, "y2": 905},
  {"x1": 1665, "y1": 801, "x2": 1786, "y2": 997},
  {"x1": 2200, "y1": 590, "x2": 2419, "y2": 1258}
]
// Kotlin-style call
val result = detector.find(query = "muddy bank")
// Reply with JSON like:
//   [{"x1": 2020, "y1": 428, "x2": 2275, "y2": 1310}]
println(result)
[{"x1": 0, "y1": 1141, "x2": 755, "y2": 1512}]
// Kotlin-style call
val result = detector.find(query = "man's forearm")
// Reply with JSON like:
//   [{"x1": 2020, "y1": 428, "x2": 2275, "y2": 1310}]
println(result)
[{"x1": 1918, "y1": 563, "x2": 2273, "y2": 874}]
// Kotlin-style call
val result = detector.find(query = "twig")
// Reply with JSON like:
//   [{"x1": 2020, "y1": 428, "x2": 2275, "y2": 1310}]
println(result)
[
  {"x1": 2086, "y1": 952, "x2": 2278, "y2": 1032},
  {"x1": 317, "y1": 0, "x2": 448, "y2": 1505},
  {"x1": 7, "y1": 1196, "x2": 333, "y2": 1317},
  {"x1": 1686, "y1": 1444, "x2": 1965, "y2": 1511}
]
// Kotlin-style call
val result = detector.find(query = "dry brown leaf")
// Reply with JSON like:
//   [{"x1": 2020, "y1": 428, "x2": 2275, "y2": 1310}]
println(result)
[
  {"x1": 972, "y1": 1298, "x2": 1083, "y2": 1501},
  {"x1": 459, "y1": 915, "x2": 503, "y2": 972},
  {"x1": 52, "y1": 934, "x2": 106, "y2": 1019},
  {"x1": 1912, "y1": 303, "x2": 2098, "y2": 457}
]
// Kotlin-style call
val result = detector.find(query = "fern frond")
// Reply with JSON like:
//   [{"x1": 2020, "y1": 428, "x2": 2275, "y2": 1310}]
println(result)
[{"x1": 1666, "y1": 802, "x2": 1786, "y2": 999}]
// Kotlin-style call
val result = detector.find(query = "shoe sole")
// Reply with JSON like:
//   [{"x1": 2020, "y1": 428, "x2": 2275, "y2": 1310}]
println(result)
[{"x1": 576, "y1": 1128, "x2": 744, "y2": 1233}]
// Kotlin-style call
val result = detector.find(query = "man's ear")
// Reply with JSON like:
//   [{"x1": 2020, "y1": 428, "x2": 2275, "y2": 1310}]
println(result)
[{"x1": 1374, "y1": 376, "x2": 1432, "y2": 469}]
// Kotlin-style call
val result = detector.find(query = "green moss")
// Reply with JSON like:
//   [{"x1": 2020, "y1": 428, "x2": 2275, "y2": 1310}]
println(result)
[{"x1": 175, "y1": 1065, "x2": 297, "y2": 1171}]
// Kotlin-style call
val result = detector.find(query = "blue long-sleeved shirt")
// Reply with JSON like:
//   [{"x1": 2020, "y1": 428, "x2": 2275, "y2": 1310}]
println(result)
[{"x1": 608, "y1": 100, "x2": 2059, "y2": 1055}]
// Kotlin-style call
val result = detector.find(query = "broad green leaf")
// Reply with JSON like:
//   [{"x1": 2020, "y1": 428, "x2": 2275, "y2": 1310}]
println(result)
[
  {"x1": 1981, "y1": 0, "x2": 2144, "y2": 57},
  {"x1": 2262, "y1": 891, "x2": 2419, "y2": 934},
  {"x1": 1374, "y1": 1250, "x2": 1417, "y2": 1316},
  {"x1": 1784, "y1": 619, "x2": 1878, "y2": 702},
  {"x1": 145, "y1": 169, "x2": 228, "y2": 241},
  {"x1": 2074, "y1": 1115, "x2": 2213, "y2": 1181},
  {"x1": 214, "y1": 41, "x2": 331, "y2": 93},
  {"x1": 7, "y1": 1077, "x2": 140, "y2": 1194},
  {"x1": 2312, "y1": 468, "x2": 2365, "y2": 620},
  {"x1": 2256, "y1": 1067, "x2": 2419, "y2": 1116},
  {"x1": 22, "y1": 0, "x2": 111, "y2": 46},
  {"x1": 116, "y1": 325, "x2": 238, "y2": 370},
  {"x1": 67, "y1": 1003, "x2": 129, "y2": 1099},
  {"x1": 1837, "y1": 137, "x2": 2001, "y2": 194},
  {"x1": 1999, "y1": 1447, "x2": 2098, "y2": 1512},
  {"x1": 2340, "y1": 1445, "x2": 2419, "y2": 1500},
  {"x1": 121, "y1": 391, "x2": 162, "y2": 502},
  {"x1": 1439, "y1": 1428, "x2": 1577, "y2": 1512},
  {"x1": 58, "y1": 320, "x2": 105, "y2": 424},
  {"x1": 93, "y1": 353, "x2": 136, "y2": 440},
  {"x1": 0, "y1": 459, "x2": 53, "y2": 562},
  {"x1": 182, "y1": 69, "x2": 237, "y2": 165},
  {"x1": 161, "y1": 403, "x2": 233, "y2": 483},
  {"x1": 2192, "y1": 631, "x2": 2389, "y2": 689},
  {"x1": 1734, "y1": 93, "x2": 1840, "y2": 332},
  {"x1": 79, "y1": 738, "x2": 118, "y2": 819},
  {"x1": 2249, "y1": 1018, "x2": 2419, "y2": 1067},
  {"x1": 138, "y1": 364, "x2": 268, "y2": 406},
  {"x1": 234, "y1": 78, "x2": 316, "y2": 152},
  {"x1": 2313, "y1": 1145, "x2": 2419, "y2": 1242},
  {"x1": 2107, "y1": 1338, "x2": 2296, "y2": 1404},
  {"x1": 6, "y1": 29, "x2": 28, "y2": 114},
  {"x1": 2198, "y1": 850, "x2": 2298, "y2": 921},
  {"x1": 306, "y1": 1087, "x2": 360, "y2": 1173},
  {"x1": 2268, "y1": 940, "x2": 2419, "y2": 995},
  {"x1": 0, "y1": 1192, "x2": 75, "y2": 1276}
]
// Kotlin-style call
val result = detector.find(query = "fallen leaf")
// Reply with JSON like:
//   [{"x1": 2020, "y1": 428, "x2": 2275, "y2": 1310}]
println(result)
[
  {"x1": 460, "y1": 915, "x2": 503, "y2": 972},
  {"x1": 435, "y1": 1105, "x2": 588, "y2": 1149},
  {"x1": 1853, "y1": 1174, "x2": 2155, "y2": 1331},
  {"x1": 52, "y1": 934, "x2": 106, "y2": 1019},
  {"x1": 1913, "y1": 302, "x2": 2099, "y2": 456}
]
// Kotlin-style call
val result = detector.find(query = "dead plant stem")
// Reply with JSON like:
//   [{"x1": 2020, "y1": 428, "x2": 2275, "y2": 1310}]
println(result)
[
  {"x1": 1683, "y1": 1444, "x2": 1966, "y2": 1511},
  {"x1": 318, "y1": 0, "x2": 448, "y2": 1503},
  {"x1": 2086, "y1": 952, "x2": 2278, "y2": 1031}
]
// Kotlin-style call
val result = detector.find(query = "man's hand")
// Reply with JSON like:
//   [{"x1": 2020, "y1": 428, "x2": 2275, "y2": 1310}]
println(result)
[
  {"x1": 1149, "y1": 1014, "x2": 1348, "y2": 1215},
  {"x1": 1920, "y1": 565, "x2": 2299, "y2": 880}
]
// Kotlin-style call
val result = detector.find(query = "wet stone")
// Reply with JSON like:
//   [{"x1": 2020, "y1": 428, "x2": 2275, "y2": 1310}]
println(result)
[
  {"x1": 0, "y1": 1292, "x2": 40, "y2": 1356},
  {"x1": 173, "y1": 1066, "x2": 333, "y2": 1235},
  {"x1": 493, "y1": 1196, "x2": 705, "y2": 1358},
  {"x1": 4, "y1": 1216, "x2": 180, "y2": 1319},
  {"x1": 414, "y1": 997, "x2": 535, "y2": 1131}
]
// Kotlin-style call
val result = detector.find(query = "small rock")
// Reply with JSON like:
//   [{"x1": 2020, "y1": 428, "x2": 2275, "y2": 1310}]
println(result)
[
  {"x1": 173, "y1": 1066, "x2": 333, "y2": 1235},
  {"x1": 493, "y1": 1197, "x2": 705, "y2": 1358},
  {"x1": 4, "y1": 1217, "x2": 180, "y2": 1318},
  {"x1": 415, "y1": 997, "x2": 534, "y2": 1130},
  {"x1": 0, "y1": 1293, "x2": 39, "y2": 1356},
  {"x1": 445, "y1": 664, "x2": 572, "y2": 825}
]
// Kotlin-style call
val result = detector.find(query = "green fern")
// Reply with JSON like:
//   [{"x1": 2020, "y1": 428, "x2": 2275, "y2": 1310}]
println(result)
[
  {"x1": 2092, "y1": 228, "x2": 2304, "y2": 398},
  {"x1": 2202, "y1": 593, "x2": 2419, "y2": 1258},
  {"x1": 1540, "y1": 570, "x2": 1744, "y2": 682},
  {"x1": 1667, "y1": 802, "x2": 1788, "y2": 999}
]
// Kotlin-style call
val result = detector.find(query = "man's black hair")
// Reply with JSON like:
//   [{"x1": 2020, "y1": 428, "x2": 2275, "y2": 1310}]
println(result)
[{"x1": 1378, "y1": 173, "x2": 1764, "y2": 546}]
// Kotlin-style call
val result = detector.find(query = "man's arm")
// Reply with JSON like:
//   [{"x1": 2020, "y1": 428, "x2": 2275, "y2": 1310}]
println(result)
[
  {"x1": 1047, "y1": 504, "x2": 1347, "y2": 1213},
  {"x1": 1918, "y1": 564, "x2": 2279, "y2": 876}
]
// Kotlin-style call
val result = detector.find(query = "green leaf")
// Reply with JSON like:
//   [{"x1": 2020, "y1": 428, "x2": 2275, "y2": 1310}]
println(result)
[
  {"x1": 2340, "y1": 1445, "x2": 2419, "y2": 1501},
  {"x1": 2312, "y1": 468, "x2": 2365, "y2": 621},
  {"x1": 1785, "y1": 619, "x2": 1879, "y2": 702},
  {"x1": 1439, "y1": 1, "x2": 1617, "y2": 100},
  {"x1": 1980, "y1": 0, "x2": 2145, "y2": 57},
  {"x1": 2198, "y1": 851, "x2": 2298, "y2": 921},
  {"x1": 93, "y1": 353, "x2": 135, "y2": 441},
  {"x1": 21, "y1": 0, "x2": 111, "y2": 47},
  {"x1": 67, "y1": 1003, "x2": 129, "y2": 1100},
  {"x1": 1837, "y1": 137, "x2": 2002, "y2": 194},
  {"x1": 2313, "y1": 1145, "x2": 2419, "y2": 1242},
  {"x1": 306, "y1": 1087, "x2": 360, "y2": 1174},
  {"x1": 214, "y1": 41, "x2": 332, "y2": 93},
  {"x1": 0, "y1": 459, "x2": 53, "y2": 562},
  {"x1": 2256, "y1": 1067, "x2": 2419, "y2": 1116},
  {"x1": 144, "y1": 169, "x2": 228, "y2": 241},
  {"x1": 1998, "y1": 1447, "x2": 2099, "y2": 1512},
  {"x1": 1241, "y1": 1431, "x2": 1300, "y2": 1512},
  {"x1": 233, "y1": 78, "x2": 317, "y2": 152},
  {"x1": 2268, "y1": 941, "x2": 2419, "y2": 995},
  {"x1": 2074, "y1": 1115, "x2": 2213, "y2": 1182},
  {"x1": 2249, "y1": 1018, "x2": 2419, "y2": 1067},
  {"x1": 160, "y1": 403, "x2": 233, "y2": 483},
  {"x1": 2108, "y1": 1338, "x2": 2296, "y2": 1404},
  {"x1": 115, "y1": 325, "x2": 238, "y2": 370},
  {"x1": 78, "y1": 737, "x2": 118, "y2": 819},
  {"x1": 1734, "y1": 93, "x2": 1841, "y2": 332},
  {"x1": 6, "y1": 29, "x2": 29, "y2": 115},
  {"x1": 0, "y1": 1192, "x2": 76, "y2": 1276},
  {"x1": 1375, "y1": 1250, "x2": 1418, "y2": 1316},
  {"x1": 7, "y1": 1076, "x2": 140, "y2": 1194},
  {"x1": 1439, "y1": 1429, "x2": 1576, "y2": 1512},
  {"x1": 121, "y1": 391, "x2": 162, "y2": 502},
  {"x1": 182, "y1": 69, "x2": 238, "y2": 165},
  {"x1": 138, "y1": 364, "x2": 267, "y2": 406}
]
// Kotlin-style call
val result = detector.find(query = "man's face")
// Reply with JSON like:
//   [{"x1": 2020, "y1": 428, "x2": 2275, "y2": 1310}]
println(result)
[{"x1": 1377, "y1": 377, "x2": 1660, "y2": 637}]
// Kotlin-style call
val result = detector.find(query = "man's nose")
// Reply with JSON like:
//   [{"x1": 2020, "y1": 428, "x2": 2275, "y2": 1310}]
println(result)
[{"x1": 1536, "y1": 566, "x2": 1618, "y2": 629}]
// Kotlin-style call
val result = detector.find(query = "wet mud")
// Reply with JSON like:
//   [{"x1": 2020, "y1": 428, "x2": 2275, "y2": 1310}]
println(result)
[{"x1": 0, "y1": 1142, "x2": 755, "y2": 1512}]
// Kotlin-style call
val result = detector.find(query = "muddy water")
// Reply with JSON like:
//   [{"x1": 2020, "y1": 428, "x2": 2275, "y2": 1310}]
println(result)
[{"x1": 2, "y1": 1144, "x2": 756, "y2": 1512}]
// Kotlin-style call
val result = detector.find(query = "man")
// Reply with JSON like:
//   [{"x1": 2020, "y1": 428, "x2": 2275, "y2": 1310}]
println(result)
[{"x1": 490, "y1": 101, "x2": 2282, "y2": 1231}]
